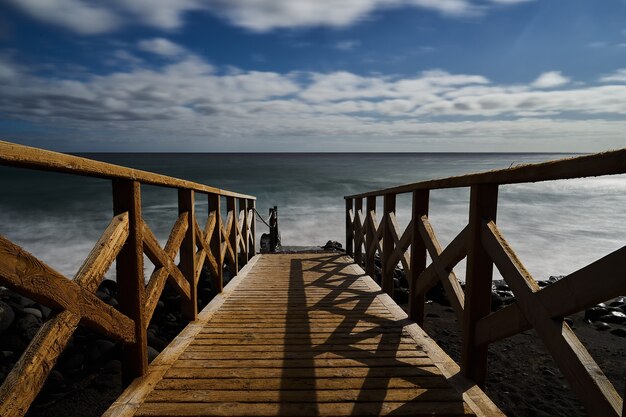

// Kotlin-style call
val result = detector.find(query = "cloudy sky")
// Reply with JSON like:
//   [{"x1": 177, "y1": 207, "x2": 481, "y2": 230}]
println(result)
[{"x1": 1, "y1": 0, "x2": 626, "y2": 152}]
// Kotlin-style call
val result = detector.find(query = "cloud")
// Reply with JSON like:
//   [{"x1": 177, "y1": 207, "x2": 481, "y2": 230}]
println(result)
[
  {"x1": 5, "y1": 0, "x2": 531, "y2": 34},
  {"x1": 1, "y1": 52, "x2": 625, "y2": 150},
  {"x1": 531, "y1": 71, "x2": 570, "y2": 89},
  {"x1": 334, "y1": 40, "x2": 360, "y2": 51},
  {"x1": 138, "y1": 38, "x2": 186, "y2": 57},
  {"x1": 600, "y1": 69, "x2": 626, "y2": 83},
  {"x1": 5, "y1": 0, "x2": 120, "y2": 35}
]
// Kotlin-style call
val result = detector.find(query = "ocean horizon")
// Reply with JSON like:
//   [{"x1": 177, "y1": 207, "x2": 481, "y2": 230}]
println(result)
[{"x1": 1, "y1": 151, "x2": 624, "y2": 283}]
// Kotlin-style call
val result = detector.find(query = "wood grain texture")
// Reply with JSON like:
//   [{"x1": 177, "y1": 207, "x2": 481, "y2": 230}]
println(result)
[
  {"x1": 0, "y1": 140, "x2": 254, "y2": 199},
  {"x1": 105, "y1": 253, "x2": 501, "y2": 417}
]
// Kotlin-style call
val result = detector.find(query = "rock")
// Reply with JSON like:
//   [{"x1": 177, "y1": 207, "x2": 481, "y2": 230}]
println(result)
[
  {"x1": 64, "y1": 352, "x2": 86, "y2": 371},
  {"x1": 595, "y1": 322, "x2": 611, "y2": 331},
  {"x1": 147, "y1": 346, "x2": 160, "y2": 363},
  {"x1": 101, "y1": 359, "x2": 122, "y2": 375},
  {"x1": 99, "y1": 279, "x2": 117, "y2": 295},
  {"x1": 598, "y1": 311, "x2": 626, "y2": 325},
  {"x1": 0, "y1": 301, "x2": 15, "y2": 333},
  {"x1": 87, "y1": 339, "x2": 115, "y2": 362},
  {"x1": 23, "y1": 307, "x2": 42, "y2": 320},
  {"x1": 16, "y1": 314, "x2": 41, "y2": 340},
  {"x1": 610, "y1": 328, "x2": 626, "y2": 337},
  {"x1": 0, "y1": 333, "x2": 26, "y2": 352},
  {"x1": 609, "y1": 296, "x2": 626, "y2": 306},
  {"x1": 585, "y1": 306, "x2": 608, "y2": 322},
  {"x1": 148, "y1": 335, "x2": 167, "y2": 351},
  {"x1": 564, "y1": 317, "x2": 574, "y2": 327},
  {"x1": 322, "y1": 240, "x2": 342, "y2": 251}
]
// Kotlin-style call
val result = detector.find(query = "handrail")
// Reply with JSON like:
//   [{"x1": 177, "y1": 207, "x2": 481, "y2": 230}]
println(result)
[
  {"x1": 0, "y1": 140, "x2": 256, "y2": 417},
  {"x1": 0, "y1": 140, "x2": 255, "y2": 200},
  {"x1": 345, "y1": 148, "x2": 626, "y2": 198},
  {"x1": 344, "y1": 149, "x2": 626, "y2": 417}
]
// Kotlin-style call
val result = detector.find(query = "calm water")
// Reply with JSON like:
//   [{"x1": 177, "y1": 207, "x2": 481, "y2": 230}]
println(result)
[{"x1": 1, "y1": 153, "x2": 625, "y2": 282}]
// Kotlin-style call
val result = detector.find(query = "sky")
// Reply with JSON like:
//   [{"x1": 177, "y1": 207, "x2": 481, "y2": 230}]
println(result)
[{"x1": 1, "y1": 0, "x2": 626, "y2": 152}]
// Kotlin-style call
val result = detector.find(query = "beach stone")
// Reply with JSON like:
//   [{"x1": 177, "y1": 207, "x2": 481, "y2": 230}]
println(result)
[
  {"x1": 610, "y1": 328, "x2": 626, "y2": 338},
  {"x1": 87, "y1": 339, "x2": 115, "y2": 362},
  {"x1": 147, "y1": 346, "x2": 160, "y2": 363},
  {"x1": 609, "y1": 296, "x2": 626, "y2": 306},
  {"x1": 64, "y1": 352, "x2": 85, "y2": 371},
  {"x1": 584, "y1": 306, "x2": 608, "y2": 322},
  {"x1": 598, "y1": 311, "x2": 626, "y2": 324},
  {"x1": 23, "y1": 307, "x2": 42, "y2": 320},
  {"x1": 102, "y1": 359, "x2": 122, "y2": 375},
  {"x1": 322, "y1": 240, "x2": 342, "y2": 251},
  {"x1": 16, "y1": 314, "x2": 41, "y2": 340},
  {"x1": 564, "y1": 317, "x2": 574, "y2": 327},
  {"x1": 148, "y1": 335, "x2": 167, "y2": 351},
  {"x1": 595, "y1": 322, "x2": 611, "y2": 331},
  {"x1": 0, "y1": 334, "x2": 26, "y2": 352},
  {"x1": 99, "y1": 279, "x2": 117, "y2": 295},
  {"x1": 0, "y1": 301, "x2": 15, "y2": 333}
]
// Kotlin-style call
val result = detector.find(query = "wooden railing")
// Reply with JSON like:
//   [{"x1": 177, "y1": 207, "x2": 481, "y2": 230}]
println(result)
[
  {"x1": 345, "y1": 149, "x2": 626, "y2": 417},
  {"x1": 0, "y1": 141, "x2": 256, "y2": 417}
]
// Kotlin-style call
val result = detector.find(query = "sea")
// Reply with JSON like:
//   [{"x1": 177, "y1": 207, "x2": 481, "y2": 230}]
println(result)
[{"x1": 1, "y1": 153, "x2": 625, "y2": 282}]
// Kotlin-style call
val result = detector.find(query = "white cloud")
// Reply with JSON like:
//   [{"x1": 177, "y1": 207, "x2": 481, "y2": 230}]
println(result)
[
  {"x1": 2, "y1": 52, "x2": 626, "y2": 150},
  {"x1": 531, "y1": 71, "x2": 570, "y2": 89},
  {"x1": 5, "y1": 0, "x2": 532, "y2": 34},
  {"x1": 600, "y1": 69, "x2": 626, "y2": 83},
  {"x1": 138, "y1": 38, "x2": 186, "y2": 57},
  {"x1": 5, "y1": 0, "x2": 120, "y2": 34},
  {"x1": 334, "y1": 40, "x2": 360, "y2": 51}
]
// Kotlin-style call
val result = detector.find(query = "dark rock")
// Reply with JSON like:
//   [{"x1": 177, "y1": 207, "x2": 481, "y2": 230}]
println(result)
[
  {"x1": 101, "y1": 359, "x2": 122, "y2": 375},
  {"x1": 16, "y1": 314, "x2": 41, "y2": 340},
  {"x1": 595, "y1": 322, "x2": 611, "y2": 331},
  {"x1": 322, "y1": 240, "x2": 342, "y2": 251},
  {"x1": 598, "y1": 311, "x2": 626, "y2": 324},
  {"x1": 87, "y1": 339, "x2": 115, "y2": 362},
  {"x1": 99, "y1": 279, "x2": 118, "y2": 295},
  {"x1": 148, "y1": 335, "x2": 168, "y2": 351},
  {"x1": 564, "y1": 317, "x2": 574, "y2": 327},
  {"x1": 610, "y1": 328, "x2": 626, "y2": 338},
  {"x1": 0, "y1": 301, "x2": 15, "y2": 333},
  {"x1": 609, "y1": 296, "x2": 625, "y2": 306},
  {"x1": 0, "y1": 333, "x2": 26, "y2": 352},
  {"x1": 64, "y1": 352, "x2": 86, "y2": 371},
  {"x1": 147, "y1": 346, "x2": 160, "y2": 363},
  {"x1": 585, "y1": 306, "x2": 608, "y2": 322},
  {"x1": 23, "y1": 307, "x2": 42, "y2": 320}
]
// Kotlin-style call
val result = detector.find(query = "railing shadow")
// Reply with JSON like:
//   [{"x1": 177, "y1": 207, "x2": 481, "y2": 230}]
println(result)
[{"x1": 280, "y1": 253, "x2": 467, "y2": 416}]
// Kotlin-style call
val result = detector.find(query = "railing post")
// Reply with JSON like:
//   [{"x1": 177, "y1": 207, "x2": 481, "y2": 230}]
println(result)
[
  {"x1": 409, "y1": 189, "x2": 429, "y2": 326},
  {"x1": 461, "y1": 183, "x2": 498, "y2": 387},
  {"x1": 239, "y1": 198, "x2": 248, "y2": 267},
  {"x1": 247, "y1": 198, "x2": 256, "y2": 260},
  {"x1": 178, "y1": 188, "x2": 197, "y2": 321},
  {"x1": 381, "y1": 193, "x2": 396, "y2": 297},
  {"x1": 269, "y1": 206, "x2": 279, "y2": 252},
  {"x1": 365, "y1": 196, "x2": 377, "y2": 277},
  {"x1": 354, "y1": 198, "x2": 363, "y2": 265},
  {"x1": 208, "y1": 193, "x2": 223, "y2": 292},
  {"x1": 227, "y1": 196, "x2": 238, "y2": 274},
  {"x1": 345, "y1": 199, "x2": 354, "y2": 257},
  {"x1": 112, "y1": 179, "x2": 148, "y2": 386}
]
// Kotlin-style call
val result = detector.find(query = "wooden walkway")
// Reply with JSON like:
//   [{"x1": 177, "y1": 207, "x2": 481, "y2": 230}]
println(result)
[{"x1": 105, "y1": 253, "x2": 502, "y2": 417}]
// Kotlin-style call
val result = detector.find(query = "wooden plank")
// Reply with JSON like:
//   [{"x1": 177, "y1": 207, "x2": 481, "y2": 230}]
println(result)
[
  {"x1": 0, "y1": 311, "x2": 80, "y2": 417},
  {"x1": 165, "y1": 366, "x2": 442, "y2": 379},
  {"x1": 418, "y1": 216, "x2": 465, "y2": 320},
  {"x1": 73, "y1": 212, "x2": 129, "y2": 291},
  {"x1": 345, "y1": 148, "x2": 626, "y2": 199},
  {"x1": 475, "y1": 244, "x2": 626, "y2": 346},
  {"x1": 135, "y1": 401, "x2": 474, "y2": 416},
  {"x1": 0, "y1": 140, "x2": 254, "y2": 199},
  {"x1": 409, "y1": 190, "x2": 429, "y2": 325},
  {"x1": 113, "y1": 179, "x2": 148, "y2": 385},
  {"x1": 460, "y1": 184, "x2": 497, "y2": 387},
  {"x1": 381, "y1": 193, "x2": 396, "y2": 297},
  {"x1": 144, "y1": 213, "x2": 188, "y2": 324},
  {"x1": 178, "y1": 189, "x2": 197, "y2": 320},
  {"x1": 345, "y1": 199, "x2": 354, "y2": 256},
  {"x1": 482, "y1": 221, "x2": 622, "y2": 417},
  {"x1": 365, "y1": 196, "x2": 377, "y2": 277},
  {"x1": 208, "y1": 194, "x2": 223, "y2": 292},
  {"x1": 354, "y1": 198, "x2": 364, "y2": 265},
  {"x1": 142, "y1": 221, "x2": 190, "y2": 302},
  {"x1": 226, "y1": 197, "x2": 238, "y2": 274},
  {"x1": 0, "y1": 235, "x2": 134, "y2": 343}
]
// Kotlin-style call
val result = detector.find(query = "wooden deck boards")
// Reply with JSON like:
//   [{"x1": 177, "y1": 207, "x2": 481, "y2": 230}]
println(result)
[{"x1": 104, "y1": 253, "x2": 503, "y2": 417}]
